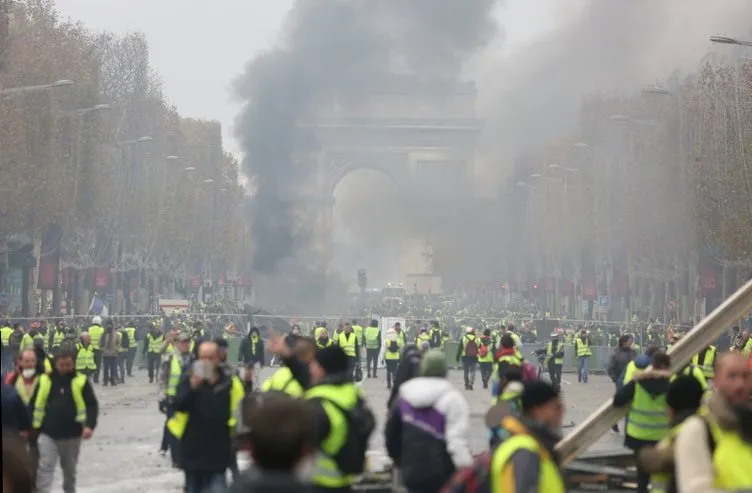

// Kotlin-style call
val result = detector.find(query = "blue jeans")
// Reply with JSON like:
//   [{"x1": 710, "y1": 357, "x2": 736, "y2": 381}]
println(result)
[
  {"x1": 578, "y1": 356, "x2": 589, "y2": 382},
  {"x1": 185, "y1": 471, "x2": 226, "y2": 493}
]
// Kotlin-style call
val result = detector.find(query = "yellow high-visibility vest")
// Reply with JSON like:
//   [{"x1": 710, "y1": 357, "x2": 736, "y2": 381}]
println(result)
[
  {"x1": 337, "y1": 332, "x2": 357, "y2": 357},
  {"x1": 88, "y1": 325, "x2": 104, "y2": 350},
  {"x1": 125, "y1": 327, "x2": 138, "y2": 348},
  {"x1": 33, "y1": 373, "x2": 88, "y2": 428},
  {"x1": 261, "y1": 366, "x2": 303, "y2": 397},
  {"x1": 167, "y1": 376, "x2": 244, "y2": 438},
  {"x1": 490, "y1": 422, "x2": 565, "y2": 493},
  {"x1": 305, "y1": 383, "x2": 361, "y2": 489},
  {"x1": 626, "y1": 384, "x2": 669, "y2": 442},
  {"x1": 147, "y1": 333, "x2": 164, "y2": 353},
  {"x1": 691, "y1": 346, "x2": 716, "y2": 379},
  {"x1": 364, "y1": 326, "x2": 381, "y2": 349},
  {"x1": 76, "y1": 344, "x2": 97, "y2": 371}
]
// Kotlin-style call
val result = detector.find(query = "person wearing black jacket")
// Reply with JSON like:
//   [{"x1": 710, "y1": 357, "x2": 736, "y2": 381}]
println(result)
[
  {"x1": 29, "y1": 347, "x2": 98, "y2": 493},
  {"x1": 171, "y1": 341, "x2": 243, "y2": 493},
  {"x1": 607, "y1": 335, "x2": 637, "y2": 387},
  {"x1": 387, "y1": 344, "x2": 422, "y2": 410},
  {"x1": 238, "y1": 327, "x2": 265, "y2": 391},
  {"x1": 1, "y1": 380, "x2": 31, "y2": 433}
]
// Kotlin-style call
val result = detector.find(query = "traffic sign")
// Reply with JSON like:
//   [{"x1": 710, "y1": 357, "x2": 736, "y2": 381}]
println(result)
[{"x1": 598, "y1": 295, "x2": 610, "y2": 307}]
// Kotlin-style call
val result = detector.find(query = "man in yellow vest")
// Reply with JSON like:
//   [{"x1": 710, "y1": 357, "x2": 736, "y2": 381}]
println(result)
[
  {"x1": 363, "y1": 319, "x2": 381, "y2": 379},
  {"x1": 691, "y1": 344, "x2": 717, "y2": 383},
  {"x1": 490, "y1": 380, "x2": 566, "y2": 493},
  {"x1": 613, "y1": 352, "x2": 673, "y2": 493},
  {"x1": 167, "y1": 341, "x2": 244, "y2": 492},
  {"x1": 304, "y1": 345, "x2": 375, "y2": 492},
  {"x1": 144, "y1": 323, "x2": 165, "y2": 383},
  {"x1": 30, "y1": 347, "x2": 98, "y2": 493},
  {"x1": 261, "y1": 338, "x2": 316, "y2": 398},
  {"x1": 637, "y1": 375, "x2": 705, "y2": 493},
  {"x1": 87, "y1": 316, "x2": 104, "y2": 384},
  {"x1": 20, "y1": 323, "x2": 44, "y2": 351},
  {"x1": 0, "y1": 319, "x2": 13, "y2": 373},
  {"x1": 478, "y1": 329, "x2": 495, "y2": 389},
  {"x1": 123, "y1": 321, "x2": 139, "y2": 378},
  {"x1": 351, "y1": 319, "x2": 364, "y2": 354},
  {"x1": 75, "y1": 333, "x2": 97, "y2": 378},
  {"x1": 159, "y1": 331, "x2": 192, "y2": 461},
  {"x1": 674, "y1": 353, "x2": 752, "y2": 492},
  {"x1": 574, "y1": 329, "x2": 593, "y2": 384},
  {"x1": 48, "y1": 320, "x2": 67, "y2": 357},
  {"x1": 336, "y1": 323, "x2": 360, "y2": 382},
  {"x1": 393, "y1": 322, "x2": 407, "y2": 350},
  {"x1": 383, "y1": 330, "x2": 401, "y2": 390},
  {"x1": 316, "y1": 329, "x2": 334, "y2": 350}
]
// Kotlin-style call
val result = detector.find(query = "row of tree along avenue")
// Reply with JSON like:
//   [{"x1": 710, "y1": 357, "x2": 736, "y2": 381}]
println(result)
[{"x1": 0, "y1": 0, "x2": 250, "y2": 316}]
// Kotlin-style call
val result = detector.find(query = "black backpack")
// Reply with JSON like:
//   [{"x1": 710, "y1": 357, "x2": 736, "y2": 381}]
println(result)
[{"x1": 321, "y1": 396, "x2": 375, "y2": 475}]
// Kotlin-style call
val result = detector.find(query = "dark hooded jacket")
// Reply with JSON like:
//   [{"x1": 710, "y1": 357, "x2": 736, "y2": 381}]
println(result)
[
  {"x1": 607, "y1": 346, "x2": 637, "y2": 383},
  {"x1": 613, "y1": 369, "x2": 672, "y2": 449},
  {"x1": 387, "y1": 344, "x2": 422, "y2": 409},
  {"x1": 238, "y1": 327, "x2": 265, "y2": 365}
]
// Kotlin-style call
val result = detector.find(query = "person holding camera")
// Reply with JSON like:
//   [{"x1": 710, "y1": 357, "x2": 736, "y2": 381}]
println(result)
[{"x1": 167, "y1": 340, "x2": 245, "y2": 493}]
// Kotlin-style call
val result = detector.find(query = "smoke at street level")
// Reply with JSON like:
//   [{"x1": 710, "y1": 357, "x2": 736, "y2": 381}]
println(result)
[
  {"x1": 235, "y1": 0, "x2": 501, "y2": 273},
  {"x1": 478, "y1": 0, "x2": 752, "y2": 183}
]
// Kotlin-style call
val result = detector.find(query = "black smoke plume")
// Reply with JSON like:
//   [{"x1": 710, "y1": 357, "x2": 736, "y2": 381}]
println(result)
[{"x1": 235, "y1": 0, "x2": 500, "y2": 273}]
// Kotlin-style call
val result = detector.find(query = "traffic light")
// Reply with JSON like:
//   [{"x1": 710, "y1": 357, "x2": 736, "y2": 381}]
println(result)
[{"x1": 357, "y1": 269, "x2": 367, "y2": 290}]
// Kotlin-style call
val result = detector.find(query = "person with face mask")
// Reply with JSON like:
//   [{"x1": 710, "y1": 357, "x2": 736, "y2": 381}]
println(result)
[
  {"x1": 167, "y1": 341, "x2": 244, "y2": 493},
  {"x1": 238, "y1": 327, "x2": 264, "y2": 392},
  {"x1": 30, "y1": 347, "x2": 98, "y2": 493},
  {"x1": 5, "y1": 349, "x2": 42, "y2": 403},
  {"x1": 674, "y1": 353, "x2": 752, "y2": 493}
]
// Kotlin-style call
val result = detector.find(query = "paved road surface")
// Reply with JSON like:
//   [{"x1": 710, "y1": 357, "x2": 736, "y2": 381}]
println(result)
[{"x1": 55, "y1": 369, "x2": 625, "y2": 493}]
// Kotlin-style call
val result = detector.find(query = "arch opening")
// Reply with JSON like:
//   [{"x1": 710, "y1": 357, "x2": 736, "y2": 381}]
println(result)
[{"x1": 331, "y1": 167, "x2": 404, "y2": 291}]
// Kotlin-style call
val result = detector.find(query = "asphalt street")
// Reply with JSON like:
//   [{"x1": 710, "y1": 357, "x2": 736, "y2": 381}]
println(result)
[{"x1": 55, "y1": 368, "x2": 625, "y2": 493}]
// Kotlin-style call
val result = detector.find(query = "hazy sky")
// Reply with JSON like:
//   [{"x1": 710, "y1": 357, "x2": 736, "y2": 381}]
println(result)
[{"x1": 54, "y1": 0, "x2": 560, "y2": 157}]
